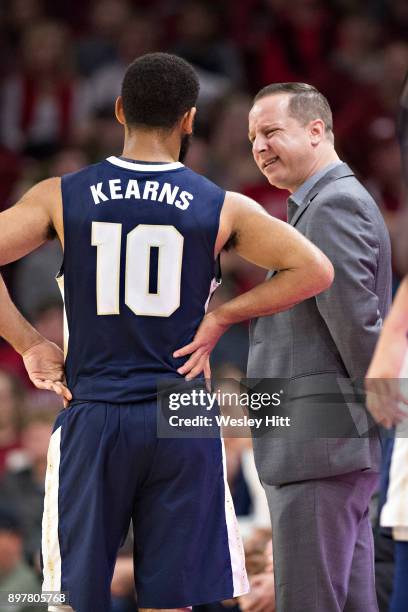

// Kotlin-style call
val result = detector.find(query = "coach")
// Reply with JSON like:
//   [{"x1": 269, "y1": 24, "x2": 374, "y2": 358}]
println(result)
[{"x1": 247, "y1": 83, "x2": 392, "y2": 611}]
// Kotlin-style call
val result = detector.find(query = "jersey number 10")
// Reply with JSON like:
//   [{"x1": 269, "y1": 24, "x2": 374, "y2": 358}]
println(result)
[{"x1": 91, "y1": 222, "x2": 184, "y2": 317}]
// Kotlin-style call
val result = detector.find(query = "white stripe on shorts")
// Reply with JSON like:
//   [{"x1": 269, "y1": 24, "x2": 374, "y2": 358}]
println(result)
[
  {"x1": 221, "y1": 439, "x2": 250, "y2": 597},
  {"x1": 42, "y1": 426, "x2": 62, "y2": 593}
]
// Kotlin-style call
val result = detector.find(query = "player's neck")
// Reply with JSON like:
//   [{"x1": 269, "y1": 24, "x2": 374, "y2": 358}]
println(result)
[{"x1": 121, "y1": 129, "x2": 180, "y2": 163}]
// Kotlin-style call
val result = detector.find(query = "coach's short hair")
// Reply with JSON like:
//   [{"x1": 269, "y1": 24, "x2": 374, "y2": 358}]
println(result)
[
  {"x1": 254, "y1": 83, "x2": 334, "y2": 140},
  {"x1": 121, "y1": 52, "x2": 200, "y2": 130}
]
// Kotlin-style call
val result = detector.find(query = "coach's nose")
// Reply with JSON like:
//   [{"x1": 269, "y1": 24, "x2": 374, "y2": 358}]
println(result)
[{"x1": 252, "y1": 133, "x2": 268, "y2": 156}]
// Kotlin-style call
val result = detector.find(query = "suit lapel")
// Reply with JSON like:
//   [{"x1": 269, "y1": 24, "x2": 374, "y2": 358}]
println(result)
[{"x1": 290, "y1": 163, "x2": 355, "y2": 227}]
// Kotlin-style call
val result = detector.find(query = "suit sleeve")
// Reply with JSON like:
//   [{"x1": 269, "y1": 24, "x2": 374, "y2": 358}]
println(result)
[{"x1": 305, "y1": 194, "x2": 382, "y2": 379}]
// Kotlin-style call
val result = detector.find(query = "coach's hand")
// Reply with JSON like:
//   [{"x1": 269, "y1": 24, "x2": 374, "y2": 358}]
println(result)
[
  {"x1": 22, "y1": 339, "x2": 72, "y2": 407},
  {"x1": 173, "y1": 311, "x2": 229, "y2": 381}
]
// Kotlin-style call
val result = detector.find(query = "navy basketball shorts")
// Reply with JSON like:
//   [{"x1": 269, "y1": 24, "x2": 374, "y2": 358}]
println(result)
[{"x1": 41, "y1": 401, "x2": 249, "y2": 611}]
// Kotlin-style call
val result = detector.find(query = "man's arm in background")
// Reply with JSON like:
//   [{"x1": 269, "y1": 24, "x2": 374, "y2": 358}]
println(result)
[
  {"x1": 174, "y1": 191, "x2": 334, "y2": 379},
  {"x1": 0, "y1": 177, "x2": 71, "y2": 403},
  {"x1": 362, "y1": 70, "x2": 408, "y2": 428},
  {"x1": 364, "y1": 273, "x2": 408, "y2": 429}
]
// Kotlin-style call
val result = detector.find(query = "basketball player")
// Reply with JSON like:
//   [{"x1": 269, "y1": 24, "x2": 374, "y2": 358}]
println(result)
[{"x1": 0, "y1": 53, "x2": 333, "y2": 612}]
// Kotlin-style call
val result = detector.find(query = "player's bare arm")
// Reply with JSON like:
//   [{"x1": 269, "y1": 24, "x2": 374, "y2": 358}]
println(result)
[
  {"x1": 0, "y1": 178, "x2": 71, "y2": 403},
  {"x1": 365, "y1": 276, "x2": 408, "y2": 428},
  {"x1": 174, "y1": 191, "x2": 334, "y2": 379},
  {"x1": 0, "y1": 177, "x2": 64, "y2": 263}
]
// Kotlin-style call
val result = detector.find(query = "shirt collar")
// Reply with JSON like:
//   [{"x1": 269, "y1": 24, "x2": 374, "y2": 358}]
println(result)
[{"x1": 290, "y1": 161, "x2": 342, "y2": 207}]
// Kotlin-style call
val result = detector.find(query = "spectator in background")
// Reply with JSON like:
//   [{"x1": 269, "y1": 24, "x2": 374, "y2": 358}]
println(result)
[
  {"x1": 89, "y1": 14, "x2": 159, "y2": 116},
  {"x1": 320, "y1": 12, "x2": 383, "y2": 113},
  {"x1": 335, "y1": 40, "x2": 408, "y2": 177},
  {"x1": 0, "y1": 506, "x2": 42, "y2": 612},
  {"x1": 331, "y1": 13, "x2": 382, "y2": 84},
  {"x1": 2, "y1": 0, "x2": 45, "y2": 73},
  {"x1": 383, "y1": 0, "x2": 408, "y2": 40},
  {"x1": 80, "y1": 107, "x2": 123, "y2": 161},
  {"x1": 365, "y1": 132, "x2": 407, "y2": 230},
  {"x1": 254, "y1": 0, "x2": 335, "y2": 89},
  {"x1": 208, "y1": 94, "x2": 260, "y2": 190},
  {"x1": 1, "y1": 20, "x2": 90, "y2": 158},
  {"x1": 183, "y1": 136, "x2": 211, "y2": 176},
  {"x1": 173, "y1": 0, "x2": 243, "y2": 86},
  {"x1": 172, "y1": 0, "x2": 241, "y2": 116},
  {"x1": 76, "y1": 0, "x2": 132, "y2": 77},
  {"x1": 0, "y1": 370, "x2": 24, "y2": 475},
  {"x1": 5, "y1": 0, "x2": 44, "y2": 36},
  {"x1": 0, "y1": 413, "x2": 54, "y2": 564}
]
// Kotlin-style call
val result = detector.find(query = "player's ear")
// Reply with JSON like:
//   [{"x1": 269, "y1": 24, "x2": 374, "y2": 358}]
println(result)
[
  {"x1": 181, "y1": 107, "x2": 196, "y2": 135},
  {"x1": 115, "y1": 97, "x2": 126, "y2": 125}
]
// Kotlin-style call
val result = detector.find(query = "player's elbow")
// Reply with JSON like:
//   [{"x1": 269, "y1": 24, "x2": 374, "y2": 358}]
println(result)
[
  {"x1": 303, "y1": 250, "x2": 335, "y2": 298},
  {"x1": 317, "y1": 252, "x2": 335, "y2": 292}
]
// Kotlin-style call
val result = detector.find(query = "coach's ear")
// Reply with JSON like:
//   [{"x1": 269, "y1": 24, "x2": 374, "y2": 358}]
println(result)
[
  {"x1": 181, "y1": 107, "x2": 196, "y2": 135},
  {"x1": 115, "y1": 96, "x2": 125, "y2": 125}
]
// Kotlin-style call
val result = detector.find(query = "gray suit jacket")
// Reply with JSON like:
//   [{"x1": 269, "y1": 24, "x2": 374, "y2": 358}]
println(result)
[{"x1": 247, "y1": 163, "x2": 392, "y2": 485}]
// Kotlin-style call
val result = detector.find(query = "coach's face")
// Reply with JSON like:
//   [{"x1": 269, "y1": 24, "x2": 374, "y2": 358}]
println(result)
[{"x1": 249, "y1": 93, "x2": 320, "y2": 193}]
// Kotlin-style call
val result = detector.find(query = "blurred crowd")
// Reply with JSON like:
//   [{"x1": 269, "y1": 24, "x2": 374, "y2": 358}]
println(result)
[{"x1": 0, "y1": 0, "x2": 407, "y2": 610}]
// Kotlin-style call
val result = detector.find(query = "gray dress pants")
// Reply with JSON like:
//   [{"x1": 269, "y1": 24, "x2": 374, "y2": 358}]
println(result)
[{"x1": 263, "y1": 470, "x2": 379, "y2": 611}]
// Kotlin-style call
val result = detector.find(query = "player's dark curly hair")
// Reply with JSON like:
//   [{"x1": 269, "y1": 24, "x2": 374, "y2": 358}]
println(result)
[{"x1": 121, "y1": 53, "x2": 200, "y2": 130}]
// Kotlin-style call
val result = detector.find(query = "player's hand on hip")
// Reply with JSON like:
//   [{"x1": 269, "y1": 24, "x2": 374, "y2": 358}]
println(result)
[
  {"x1": 22, "y1": 339, "x2": 72, "y2": 407},
  {"x1": 173, "y1": 312, "x2": 228, "y2": 381},
  {"x1": 364, "y1": 374, "x2": 408, "y2": 429}
]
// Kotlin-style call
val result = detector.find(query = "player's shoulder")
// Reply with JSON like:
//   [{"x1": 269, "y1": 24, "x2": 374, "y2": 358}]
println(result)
[
  {"x1": 19, "y1": 177, "x2": 61, "y2": 204},
  {"x1": 61, "y1": 160, "x2": 106, "y2": 183},
  {"x1": 223, "y1": 191, "x2": 267, "y2": 216},
  {"x1": 182, "y1": 165, "x2": 225, "y2": 194}
]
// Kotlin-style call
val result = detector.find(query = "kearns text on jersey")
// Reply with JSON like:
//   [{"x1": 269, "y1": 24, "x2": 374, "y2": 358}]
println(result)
[{"x1": 90, "y1": 179, "x2": 194, "y2": 210}]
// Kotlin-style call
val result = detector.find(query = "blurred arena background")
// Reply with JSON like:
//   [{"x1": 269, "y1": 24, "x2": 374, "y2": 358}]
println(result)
[{"x1": 0, "y1": 0, "x2": 407, "y2": 610}]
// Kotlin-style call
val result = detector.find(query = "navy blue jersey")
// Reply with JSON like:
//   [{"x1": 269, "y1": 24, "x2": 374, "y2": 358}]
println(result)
[{"x1": 60, "y1": 156, "x2": 225, "y2": 403}]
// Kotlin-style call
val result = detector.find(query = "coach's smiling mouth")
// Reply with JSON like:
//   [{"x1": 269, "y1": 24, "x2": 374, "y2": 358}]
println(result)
[{"x1": 263, "y1": 157, "x2": 279, "y2": 170}]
